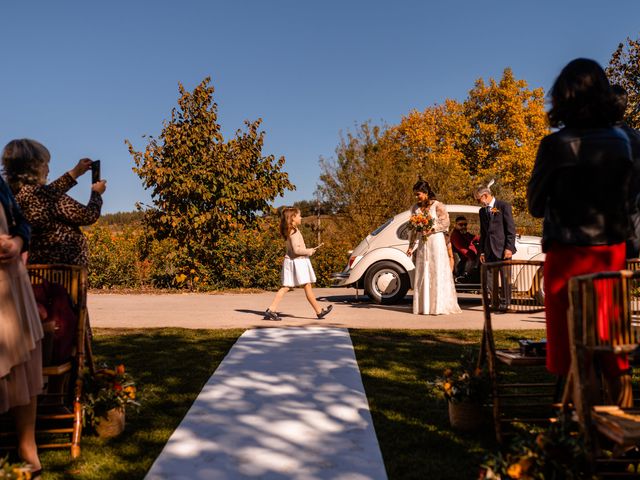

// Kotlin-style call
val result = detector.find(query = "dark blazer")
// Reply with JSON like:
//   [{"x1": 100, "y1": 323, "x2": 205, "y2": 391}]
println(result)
[
  {"x1": 479, "y1": 199, "x2": 516, "y2": 260},
  {"x1": 0, "y1": 176, "x2": 30, "y2": 251},
  {"x1": 527, "y1": 126, "x2": 632, "y2": 250}
]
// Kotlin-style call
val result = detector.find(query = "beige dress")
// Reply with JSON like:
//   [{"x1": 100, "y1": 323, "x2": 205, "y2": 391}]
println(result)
[
  {"x1": 281, "y1": 229, "x2": 316, "y2": 287},
  {"x1": 0, "y1": 206, "x2": 43, "y2": 413}
]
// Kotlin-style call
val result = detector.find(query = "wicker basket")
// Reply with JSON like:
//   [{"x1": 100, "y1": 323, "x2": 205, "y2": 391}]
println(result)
[
  {"x1": 96, "y1": 407, "x2": 125, "y2": 438},
  {"x1": 448, "y1": 400, "x2": 482, "y2": 431}
]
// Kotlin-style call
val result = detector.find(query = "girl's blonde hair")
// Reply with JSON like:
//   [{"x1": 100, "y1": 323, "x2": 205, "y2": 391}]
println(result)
[{"x1": 279, "y1": 207, "x2": 300, "y2": 239}]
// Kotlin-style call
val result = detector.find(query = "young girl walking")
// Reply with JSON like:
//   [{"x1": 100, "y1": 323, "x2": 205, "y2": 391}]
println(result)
[{"x1": 264, "y1": 207, "x2": 333, "y2": 321}]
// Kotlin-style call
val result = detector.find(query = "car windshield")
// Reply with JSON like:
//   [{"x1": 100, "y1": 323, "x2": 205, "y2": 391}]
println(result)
[{"x1": 371, "y1": 218, "x2": 393, "y2": 236}]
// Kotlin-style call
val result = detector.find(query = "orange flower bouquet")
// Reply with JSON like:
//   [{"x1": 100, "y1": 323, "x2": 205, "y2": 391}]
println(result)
[
  {"x1": 409, "y1": 212, "x2": 435, "y2": 235},
  {"x1": 82, "y1": 364, "x2": 140, "y2": 428}
]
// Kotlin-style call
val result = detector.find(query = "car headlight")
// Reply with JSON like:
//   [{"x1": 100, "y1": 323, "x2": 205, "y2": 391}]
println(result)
[{"x1": 349, "y1": 255, "x2": 363, "y2": 269}]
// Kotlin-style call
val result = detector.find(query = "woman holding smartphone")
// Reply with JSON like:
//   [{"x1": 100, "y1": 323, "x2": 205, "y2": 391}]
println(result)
[{"x1": 1, "y1": 139, "x2": 106, "y2": 267}]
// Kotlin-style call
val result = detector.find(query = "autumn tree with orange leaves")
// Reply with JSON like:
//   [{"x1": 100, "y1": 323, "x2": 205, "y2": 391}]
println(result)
[
  {"x1": 461, "y1": 68, "x2": 548, "y2": 210},
  {"x1": 320, "y1": 68, "x2": 549, "y2": 239},
  {"x1": 607, "y1": 36, "x2": 640, "y2": 129},
  {"x1": 318, "y1": 122, "x2": 414, "y2": 243},
  {"x1": 391, "y1": 98, "x2": 472, "y2": 204}
]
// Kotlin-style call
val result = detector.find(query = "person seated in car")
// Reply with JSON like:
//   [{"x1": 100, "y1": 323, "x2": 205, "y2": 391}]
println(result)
[{"x1": 450, "y1": 215, "x2": 480, "y2": 278}]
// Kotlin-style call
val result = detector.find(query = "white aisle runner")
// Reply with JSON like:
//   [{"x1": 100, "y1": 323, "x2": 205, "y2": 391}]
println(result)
[{"x1": 145, "y1": 327, "x2": 388, "y2": 480}]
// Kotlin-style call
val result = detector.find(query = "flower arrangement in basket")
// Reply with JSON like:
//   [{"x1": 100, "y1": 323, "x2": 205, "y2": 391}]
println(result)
[
  {"x1": 436, "y1": 351, "x2": 486, "y2": 404},
  {"x1": 0, "y1": 456, "x2": 31, "y2": 480},
  {"x1": 434, "y1": 351, "x2": 488, "y2": 431},
  {"x1": 479, "y1": 412, "x2": 594, "y2": 479},
  {"x1": 82, "y1": 364, "x2": 140, "y2": 432},
  {"x1": 409, "y1": 211, "x2": 435, "y2": 236}
]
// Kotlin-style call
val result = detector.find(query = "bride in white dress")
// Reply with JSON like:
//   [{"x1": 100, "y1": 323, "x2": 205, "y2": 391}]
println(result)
[{"x1": 406, "y1": 180, "x2": 461, "y2": 315}]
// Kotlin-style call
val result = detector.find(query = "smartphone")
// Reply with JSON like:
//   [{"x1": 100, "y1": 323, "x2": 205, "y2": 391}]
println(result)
[{"x1": 91, "y1": 160, "x2": 101, "y2": 183}]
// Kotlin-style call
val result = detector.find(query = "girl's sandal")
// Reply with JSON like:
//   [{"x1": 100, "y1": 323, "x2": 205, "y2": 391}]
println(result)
[
  {"x1": 31, "y1": 469, "x2": 43, "y2": 479},
  {"x1": 316, "y1": 305, "x2": 333, "y2": 319}
]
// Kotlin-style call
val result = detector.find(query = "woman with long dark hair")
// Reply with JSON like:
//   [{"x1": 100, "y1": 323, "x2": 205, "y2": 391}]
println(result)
[
  {"x1": 406, "y1": 180, "x2": 461, "y2": 315},
  {"x1": 527, "y1": 58, "x2": 632, "y2": 402}
]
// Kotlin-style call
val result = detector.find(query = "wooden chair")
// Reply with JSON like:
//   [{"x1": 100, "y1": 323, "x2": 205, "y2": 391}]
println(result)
[
  {"x1": 477, "y1": 259, "x2": 557, "y2": 443},
  {"x1": 565, "y1": 270, "x2": 640, "y2": 473},
  {"x1": 0, "y1": 264, "x2": 89, "y2": 459}
]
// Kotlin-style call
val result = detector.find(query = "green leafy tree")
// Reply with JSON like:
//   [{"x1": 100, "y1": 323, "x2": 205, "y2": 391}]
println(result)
[
  {"x1": 126, "y1": 77, "x2": 294, "y2": 277},
  {"x1": 607, "y1": 36, "x2": 640, "y2": 129}
]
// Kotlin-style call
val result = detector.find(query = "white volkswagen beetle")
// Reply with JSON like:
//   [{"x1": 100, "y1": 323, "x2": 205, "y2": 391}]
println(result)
[{"x1": 331, "y1": 205, "x2": 545, "y2": 304}]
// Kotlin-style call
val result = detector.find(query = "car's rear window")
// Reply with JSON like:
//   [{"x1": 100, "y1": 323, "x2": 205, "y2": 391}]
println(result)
[
  {"x1": 397, "y1": 222, "x2": 411, "y2": 240},
  {"x1": 371, "y1": 218, "x2": 393, "y2": 236}
]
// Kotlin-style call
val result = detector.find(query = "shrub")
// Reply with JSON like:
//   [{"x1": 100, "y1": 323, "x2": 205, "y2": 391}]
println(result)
[
  {"x1": 210, "y1": 218, "x2": 283, "y2": 290},
  {"x1": 311, "y1": 238, "x2": 351, "y2": 287},
  {"x1": 85, "y1": 213, "x2": 355, "y2": 291},
  {"x1": 86, "y1": 225, "x2": 148, "y2": 288}
]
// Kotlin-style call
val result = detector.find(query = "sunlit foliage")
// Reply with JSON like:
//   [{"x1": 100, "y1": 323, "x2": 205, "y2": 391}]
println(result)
[
  {"x1": 607, "y1": 36, "x2": 640, "y2": 129},
  {"x1": 126, "y1": 78, "x2": 294, "y2": 279}
]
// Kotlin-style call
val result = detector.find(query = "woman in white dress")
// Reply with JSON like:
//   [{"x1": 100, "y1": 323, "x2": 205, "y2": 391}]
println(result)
[
  {"x1": 264, "y1": 207, "x2": 333, "y2": 321},
  {"x1": 406, "y1": 180, "x2": 461, "y2": 315}
]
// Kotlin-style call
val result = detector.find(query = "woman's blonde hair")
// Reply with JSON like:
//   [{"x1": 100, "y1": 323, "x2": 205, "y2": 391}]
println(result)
[
  {"x1": 279, "y1": 207, "x2": 300, "y2": 239},
  {"x1": 1, "y1": 139, "x2": 51, "y2": 194}
]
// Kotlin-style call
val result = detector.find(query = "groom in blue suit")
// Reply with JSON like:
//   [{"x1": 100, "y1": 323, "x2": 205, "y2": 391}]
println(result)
[{"x1": 475, "y1": 185, "x2": 517, "y2": 308}]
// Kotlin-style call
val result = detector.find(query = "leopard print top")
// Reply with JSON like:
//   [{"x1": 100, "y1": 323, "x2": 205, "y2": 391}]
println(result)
[{"x1": 15, "y1": 173, "x2": 102, "y2": 267}]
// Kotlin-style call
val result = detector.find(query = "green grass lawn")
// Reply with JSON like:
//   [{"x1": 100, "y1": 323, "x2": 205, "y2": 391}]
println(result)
[
  {"x1": 349, "y1": 329, "x2": 549, "y2": 480},
  {"x1": 39, "y1": 328, "x2": 243, "y2": 479},
  {"x1": 36, "y1": 328, "x2": 547, "y2": 479}
]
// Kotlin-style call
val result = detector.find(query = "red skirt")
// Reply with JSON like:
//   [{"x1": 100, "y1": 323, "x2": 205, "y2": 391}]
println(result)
[{"x1": 544, "y1": 242, "x2": 628, "y2": 376}]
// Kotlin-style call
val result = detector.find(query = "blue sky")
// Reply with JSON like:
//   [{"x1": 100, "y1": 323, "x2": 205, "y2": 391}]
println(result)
[{"x1": 1, "y1": 1, "x2": 638, "y2": 213}]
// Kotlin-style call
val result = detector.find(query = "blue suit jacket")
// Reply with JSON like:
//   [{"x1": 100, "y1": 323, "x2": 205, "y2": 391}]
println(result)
[{"x1": 479, "y1": 199, "x2": 516, "y2": 260}]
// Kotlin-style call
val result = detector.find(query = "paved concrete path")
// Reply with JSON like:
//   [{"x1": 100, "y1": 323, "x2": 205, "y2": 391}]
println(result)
[
  {"x1": 88, "y1": 288, "x2": 546, "y2": 330},
  {"x1": 145, "y1": 327, "x2": 387, "y2": 480}
]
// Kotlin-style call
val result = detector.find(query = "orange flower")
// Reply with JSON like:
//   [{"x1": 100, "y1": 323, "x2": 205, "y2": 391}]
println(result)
[
  {"x1": 506, "y1": 462, "x2": 522, "y2": 478},
  {"x1": 113, "y1": 382, "x2": 123, "y2": 392},
  {"x1": 116, "y1": 364, "x2": 126, "y2": 375},
  {"x1": 124, "y1": 385, "x2": 136, "y2": 399}
]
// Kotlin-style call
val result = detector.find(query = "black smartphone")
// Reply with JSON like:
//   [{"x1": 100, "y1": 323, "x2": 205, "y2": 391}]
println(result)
[{"x1": 91, "y1": 160, "x2": 101, "y2": 183}]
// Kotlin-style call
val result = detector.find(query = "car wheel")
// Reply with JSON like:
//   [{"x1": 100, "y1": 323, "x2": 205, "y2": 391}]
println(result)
[
  {"x1": 364, "y1": 261, "x2": 410, "y2": 305},
  {"x1": 533, "y1": 268, "x2": 545, "y2": 306}
]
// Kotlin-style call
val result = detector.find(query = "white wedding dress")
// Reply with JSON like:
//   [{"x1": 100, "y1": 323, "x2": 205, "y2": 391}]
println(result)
[{"x1": 411, "y1": 201, "x2": 461, "y2": 315}]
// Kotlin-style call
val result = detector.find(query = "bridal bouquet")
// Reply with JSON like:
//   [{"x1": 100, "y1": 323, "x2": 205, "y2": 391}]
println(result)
[{"x1": 409, "y1": 212, "x2": 435, "y2": 234}]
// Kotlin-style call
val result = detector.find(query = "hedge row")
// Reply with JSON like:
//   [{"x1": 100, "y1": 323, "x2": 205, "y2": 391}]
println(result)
[{"x1": 85, "y1": 219, "x2": 351, "y2": 291}]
